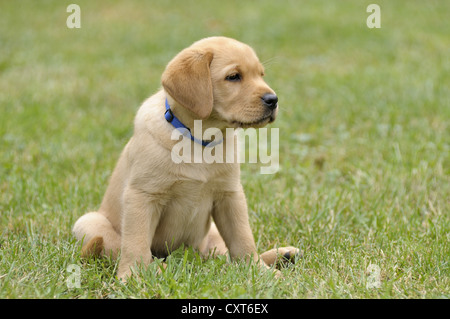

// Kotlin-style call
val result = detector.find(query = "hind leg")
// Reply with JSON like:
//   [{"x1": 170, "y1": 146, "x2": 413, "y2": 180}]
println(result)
[
  {"x1": 198, "y1": 222, "x2": 228, "y2": 258},
  {"x1": 260, "y1": 247, "x2": 301, "y2": 268},
  {"x1": 72, "y1": 212, "x2": 121, "y2": 259},
  {"x1": 199, "y1": 224, "x2": 300, "y2": 267}
]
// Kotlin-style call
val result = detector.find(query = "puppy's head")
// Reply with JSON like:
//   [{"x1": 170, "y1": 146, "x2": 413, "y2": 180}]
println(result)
[{"x1": 161, "y1": 37, "x2": 278, "y2": 128}]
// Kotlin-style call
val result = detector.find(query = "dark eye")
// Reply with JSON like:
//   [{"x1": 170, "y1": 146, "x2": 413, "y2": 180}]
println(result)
[{"x1": 225, "y1": 73, "x2": 241, "y2": 82}]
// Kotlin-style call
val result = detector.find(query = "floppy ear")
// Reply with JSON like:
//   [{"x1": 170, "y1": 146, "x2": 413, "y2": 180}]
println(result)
[{"x1": 161, "y1": 49, "x2": 214, "y2": 119}]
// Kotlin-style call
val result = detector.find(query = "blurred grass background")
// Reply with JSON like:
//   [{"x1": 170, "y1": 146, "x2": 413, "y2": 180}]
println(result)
[{"x1": 0, "y1": 0, "x2": 448, "y2": 298}]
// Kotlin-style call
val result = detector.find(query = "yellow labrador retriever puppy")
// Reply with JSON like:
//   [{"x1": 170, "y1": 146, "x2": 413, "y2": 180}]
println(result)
[{"x1": 73, "y1": 36, "x2": 299, "y2": 279}]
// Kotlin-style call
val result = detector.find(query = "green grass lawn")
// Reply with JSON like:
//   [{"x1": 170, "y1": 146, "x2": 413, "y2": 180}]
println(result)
[{"x1": 0, "y1": 0, "x2": 448, "y2": 298}]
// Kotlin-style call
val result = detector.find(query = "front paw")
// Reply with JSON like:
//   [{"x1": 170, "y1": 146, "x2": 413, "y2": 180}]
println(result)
[{"x1": 117, "y1": 264, "x2": 133, "y2": 282}]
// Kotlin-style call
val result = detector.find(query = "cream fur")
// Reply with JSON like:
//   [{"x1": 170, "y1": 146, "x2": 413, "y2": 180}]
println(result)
[{"x1": 72, "y1": 37, "x2": 299, "y2": 279}]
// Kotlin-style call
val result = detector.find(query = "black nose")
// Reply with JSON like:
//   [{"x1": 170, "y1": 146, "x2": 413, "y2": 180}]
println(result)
[{"x1": 261, "y1": 93, "x2": 278, "y2": 110}]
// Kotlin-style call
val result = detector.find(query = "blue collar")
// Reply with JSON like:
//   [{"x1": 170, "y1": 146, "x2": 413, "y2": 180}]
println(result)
[{"x1": 164, "y1": 98, "x2": 222, "y2": 147}]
